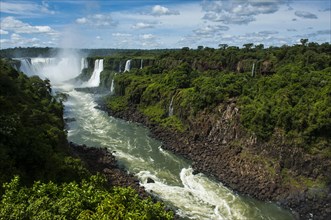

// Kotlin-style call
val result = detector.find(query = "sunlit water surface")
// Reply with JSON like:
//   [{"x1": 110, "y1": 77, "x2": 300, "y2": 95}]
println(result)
[{"x1": 59, "y1": 84, "x2": 294, "y2": 220}]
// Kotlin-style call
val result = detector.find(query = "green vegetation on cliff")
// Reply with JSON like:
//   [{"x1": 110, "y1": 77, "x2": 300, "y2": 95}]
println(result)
[
  {"x1": 0, "y1": 59, "x2": 88, "y2": 186},
  {"x1": 106, "y1": 42, "x2": 331, "y2": 153}
]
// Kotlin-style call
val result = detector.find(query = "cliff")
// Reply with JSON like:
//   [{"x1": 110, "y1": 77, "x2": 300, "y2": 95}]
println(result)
[{"x1": 102, "y1": 98, "x2": 330, "y2": 220}]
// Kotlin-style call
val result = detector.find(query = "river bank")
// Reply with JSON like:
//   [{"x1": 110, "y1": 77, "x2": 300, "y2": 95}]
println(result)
[
  {"x1": 69, "y1": 142, "x2": 149, "y2": 198},
  {"x1": 98, "y1": 101, "x2": 330, "y2": 220}
]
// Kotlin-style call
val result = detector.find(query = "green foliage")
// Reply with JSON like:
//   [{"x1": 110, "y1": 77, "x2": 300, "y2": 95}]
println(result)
[
  {"x1": 240, "y1": 71, "x2": 331, "y2": 145},
  {"x1": 106, "y1": 96, "x2": 129, "y2": 112},
  {"x1": 0, "y1": 175, "x2": 173, "y2": 220},
  {"x1": 106, "y1": 42, "x2": 330, "y2": 151},
  {"x1": 0, "y1": 59, "x2": 89, "y2": 187}
]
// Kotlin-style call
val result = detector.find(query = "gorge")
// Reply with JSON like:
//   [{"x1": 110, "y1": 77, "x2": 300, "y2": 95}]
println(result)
[
  {"x1": 12, "y1": 53, "x2": 295, "y2": 219},
  {"x1": 2, "y1": 43, "x2": 330, "y2": 219}
]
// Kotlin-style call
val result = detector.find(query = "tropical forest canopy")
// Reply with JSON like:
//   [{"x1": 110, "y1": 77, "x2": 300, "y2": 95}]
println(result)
[
  {"x1": 0, "y1": 59, "x2": 173, "y2": 219},
  {"x1": 104, "y1": 41, "x2": 330, "y2": 154}
]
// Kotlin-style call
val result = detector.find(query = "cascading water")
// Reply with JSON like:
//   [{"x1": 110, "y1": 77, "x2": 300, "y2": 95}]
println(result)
[
  {"x1": 168, "y1": 96, "x2": 174, "y2": 117},
  {"x1": 16, "y1": 57, "x2": 81, "y2": 84},
  {"x1": 124, "y1": 59, "x2": 131, "y2": 72},
  {"x1": 17, "y1": 58, "x2": 34, "y2": 76},
  {"x1": 140, "y1": 59, "x2": 143, "y2": 69},
  {"x1": 110, "y1": 78, "x2": 115, "y2": 94},
  {"x1": 83, "y1": 59, "x2": 104, "y2": 87},
  {"x1": 118, "y1": 62, "x2": 122, "y2": 73},
  {"x1": 81, "y1": 58, "x2": 88, "y2": 71}
]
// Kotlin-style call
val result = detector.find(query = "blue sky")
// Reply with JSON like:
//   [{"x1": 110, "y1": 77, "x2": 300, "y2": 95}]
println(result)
[{"x1": 0, "y1": 0, "x2": 330, "y2": 49}]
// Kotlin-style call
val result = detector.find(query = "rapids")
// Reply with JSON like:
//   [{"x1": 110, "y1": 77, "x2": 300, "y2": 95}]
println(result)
[
  {"x1": 62, "y1": 86, "x2": 294, "y2": 220},
  {"x1": 16, "y1": 56, "x2": 294, "y2": 219}
]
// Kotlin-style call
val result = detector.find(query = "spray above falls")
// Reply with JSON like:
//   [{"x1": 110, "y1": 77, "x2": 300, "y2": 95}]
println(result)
[{"x1": 17, "y1": 56, "x2": 81, "y2": 84}]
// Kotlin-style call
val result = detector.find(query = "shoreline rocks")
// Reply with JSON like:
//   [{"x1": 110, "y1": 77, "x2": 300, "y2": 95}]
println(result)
[
  {"x1": 69, "y1": 142, "x2": 149, "y2": 198},
  {"x1": 100, "y1": 102, "x2": 331, "y2": 220}
]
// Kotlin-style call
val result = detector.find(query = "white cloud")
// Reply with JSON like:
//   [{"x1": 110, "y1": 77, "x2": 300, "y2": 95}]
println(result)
[
  {"x1": 112, "y1": 33, "x2": 132, "y2": 37},
  {"x1": 140, "y1": 34, "x2": 155, "y2": 40},
  {"x1": 75, "y1": 14, "x2": 117, "y2": 28},
  {"x1": 295, "y1": 11, "x2": 318, "y2": 19},
  {"x1": 0, "y1": 29, "x2": 9, "y2": 35},
  {"x1": 295, "y1": 29, "x2": 331, "y2": 39},
  {"x1": 132, "y1": 22, "x2": 155, "y2": 29},
  {"x1": 151, "y1": 5, "x2": 179, "y2": 16},
  {"x1": 0, "y1": 16, "x2": 56, "y2": 35},
  {"x1": 0, "y1": 1, "x2": 55, "y2": 16},
  {"x1": 137, "y1": 33, "x2": 161, "y2": 48},
  {"x1": 193, "y1": 25, "x2": 229, "y2": 38},
  {"x1": 201, "y1": 0, "x2": 284, "y2": 24},
  {"x1": 76, "y1": 17, "x2": 87, "y2": 24},
  {"x1": 11, "y1": 33, "x2": 21, "y2": 41}
]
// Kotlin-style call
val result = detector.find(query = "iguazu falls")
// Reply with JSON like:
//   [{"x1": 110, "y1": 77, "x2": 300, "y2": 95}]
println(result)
[{"x1": 0, "y1": 1, "x2": 330, "y2": 220}]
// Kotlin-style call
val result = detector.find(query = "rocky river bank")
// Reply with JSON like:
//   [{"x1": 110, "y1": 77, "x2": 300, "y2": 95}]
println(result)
[{"x1": 97, "y1": 100, "x2": 331, "y2": 220}]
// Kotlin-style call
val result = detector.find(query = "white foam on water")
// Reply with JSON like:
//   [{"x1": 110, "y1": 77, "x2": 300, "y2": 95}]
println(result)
[{"x1": 61, "y1": 87, "x2": 294, "y2": 220}]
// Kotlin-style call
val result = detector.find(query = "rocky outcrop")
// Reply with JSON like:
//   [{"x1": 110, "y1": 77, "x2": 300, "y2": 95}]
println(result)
[
  {"x1": 69, "y1": 142, "x2": 148, "y2": 198},
  {"x1": 100, "y1": 99, "x2": 331, "y2": 220}
]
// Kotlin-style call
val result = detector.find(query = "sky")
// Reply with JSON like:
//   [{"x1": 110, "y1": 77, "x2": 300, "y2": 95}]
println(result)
[{"x1": 0, "y1": 0, "x2": 330, "y2": 49}]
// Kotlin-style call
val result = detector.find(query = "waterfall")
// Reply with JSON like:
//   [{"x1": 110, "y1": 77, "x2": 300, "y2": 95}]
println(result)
[
  {"x1": 18, "y1": 58, "x2": 34, "y2": 76},
  {"x1": 80, "y1": 58, "x2": 88, "y2": 71},
  {"x1": 110, "y1": 79, "x2": 115, "y2": 94},
  {"x1": 124, "y1": 59, "x2": 131, "y2": 72},
  {"x1": 140, "y1": 59, "x2": 143, "y2": 69},
  {"x1": 168, "y1": 96, "x2": 174, "y2": 117},
  {"x1": 251, "y1": 63, "x2": 255, "y2": 77},
  {"x1": 17, "y1": 57, "x2": 81, "y2": 83},
  {"x1": 84, "y1": 59, "x2": 104, "y2": 87}
]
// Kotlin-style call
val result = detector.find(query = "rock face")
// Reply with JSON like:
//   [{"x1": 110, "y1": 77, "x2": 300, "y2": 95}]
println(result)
[
  {"x1": 101, "y1": 100, "x2": 331, "y2": 220},
  {"x1": 69, "y1": 142, "x2": 148, "y2": 198}
]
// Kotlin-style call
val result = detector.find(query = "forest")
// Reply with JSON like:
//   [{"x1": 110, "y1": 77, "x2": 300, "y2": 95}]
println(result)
[
  {"x1": 0, "y1": 59, "x2": 173, "y2": 219},
  {"x1": 105, "y1": 41, "x2": 330, "y2": 153},
  {"x1": 0, "y1": 40, "x2": 330, "y2": 219}
]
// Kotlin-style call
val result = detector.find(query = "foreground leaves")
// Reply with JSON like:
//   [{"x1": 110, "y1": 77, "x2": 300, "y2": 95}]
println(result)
[{"x1": 0, "y1": 175, "x2": 173, "y2": 220}]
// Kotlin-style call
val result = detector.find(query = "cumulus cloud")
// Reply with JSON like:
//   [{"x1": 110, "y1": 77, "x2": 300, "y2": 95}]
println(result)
[
  {"x1": 150, "y1": 5, "x2": 179, "y2": 16},
  {"x1": 0, "y1": 1, "x2": 55, "y2": 16},
  {"x1": 201, "y1": 0, "x2": 284, "y2": 24},
  {"x1": 137, "y1": 33, "x2": 161, "y2": 48},
  {"x1": 132, "y1": 22, "x2": 155, "y2": 29},
  {"x1": 1, "y1": 33, "x2": 43, "y2": 47},
  {"x1": 193, "y1": 25, "x2": 229, "y2": 38},
  {"x1": 296, "y1": 29, "x2": 331, "y2": 39},
  {"x1": 112, "y1": 33, "x2": 132, "y2": 37},
  {"x1": 75, "y1": 14, "x2": 117, "y2": 27},
  {"x1": 76, "y1": 17, "x2": 87, "y2": 24},
  {"x1": 294, "y1": 11, "x2": 318, "y2": 19},
  {"x1": 0, "y1": 29, "x2": 9, "y2": 35},
  {"x1": 0, "y1": 16, "x2": 56, "y2": 35},
  {"x1": 319, "y1": 8, "x2": 331, "y2": 12},
  {"x1": 140, "y1": 34, "x2": 155, "y2": 40}
]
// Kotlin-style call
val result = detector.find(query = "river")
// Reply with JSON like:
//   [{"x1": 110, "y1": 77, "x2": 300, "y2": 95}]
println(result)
[{"x1": 60, "y1": 84, "x2": 295, "y2": 220}]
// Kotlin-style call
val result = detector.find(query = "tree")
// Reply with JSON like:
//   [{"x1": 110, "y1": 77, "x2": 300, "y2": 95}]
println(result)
[
  {"x1": 243, "y1": 43, "x2": 254, "y2": 50},
  {"x1": 255, "y1": 44, "x2": 264, "y2": 50},
  {"x1": 300, "y1": 38, "x2": 308, "y2": 46},
  {"x1": 218, "y1": 44, "x2": 228, "y2": 50}
]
